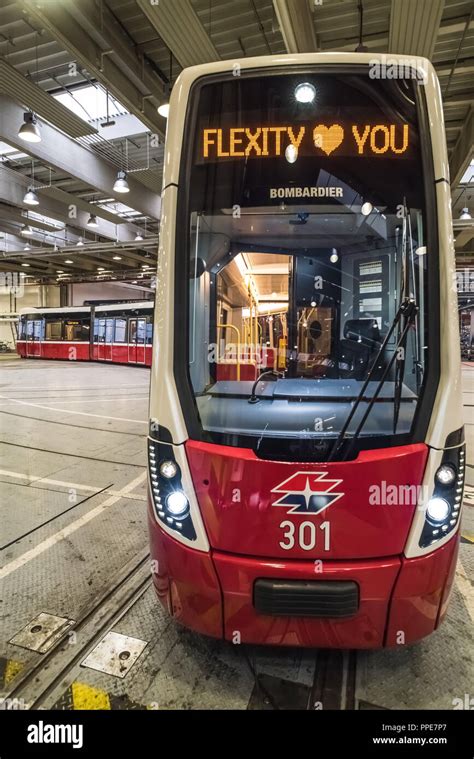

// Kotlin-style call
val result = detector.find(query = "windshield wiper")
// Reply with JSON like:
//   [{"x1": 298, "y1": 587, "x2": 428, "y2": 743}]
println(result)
[{"x1": 327, "y1": 297, "x2": 419, "y2": 462}]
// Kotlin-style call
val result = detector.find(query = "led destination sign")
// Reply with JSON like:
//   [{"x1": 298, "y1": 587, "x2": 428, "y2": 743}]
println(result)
[{"x1": 201, "y1": 123, "x2": 410, "y2": 160}]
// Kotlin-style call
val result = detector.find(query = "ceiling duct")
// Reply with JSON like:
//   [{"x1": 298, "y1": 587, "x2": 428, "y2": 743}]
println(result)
[{"x1": 136, "y1": 0, "x2": 220, "y2": 68}]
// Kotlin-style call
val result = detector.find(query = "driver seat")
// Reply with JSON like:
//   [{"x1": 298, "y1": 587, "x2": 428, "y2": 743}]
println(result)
[{"x1": 338, "y1": 318, "x2": 382, "y2": 379}]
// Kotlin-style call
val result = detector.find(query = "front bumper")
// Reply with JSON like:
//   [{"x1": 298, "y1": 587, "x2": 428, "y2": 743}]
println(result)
[{"x1": 149, "y1": 517, "x2": 459, "y2": 648}]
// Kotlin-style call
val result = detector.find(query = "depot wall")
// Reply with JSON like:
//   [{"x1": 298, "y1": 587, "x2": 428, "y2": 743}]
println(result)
[
  {"x1": 69, "y1": 282, "x2": 153, "y2": 305},
  {"x1": 0, "y1": 285, "x2": 60, "y2": 345}
]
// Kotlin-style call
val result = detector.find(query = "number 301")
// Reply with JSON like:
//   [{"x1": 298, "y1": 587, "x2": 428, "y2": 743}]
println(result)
[{"x1": 279, "y1": 520, "x2": 330, "y2": 551}]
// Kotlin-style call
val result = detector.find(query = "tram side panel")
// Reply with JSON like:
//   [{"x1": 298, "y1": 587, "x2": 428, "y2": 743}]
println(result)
[{"x1": 17, "y1": 308, "x2": 154, "y2": 366}]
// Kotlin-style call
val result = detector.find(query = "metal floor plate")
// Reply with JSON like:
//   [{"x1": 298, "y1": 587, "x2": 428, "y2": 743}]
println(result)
[
  {"x1": 81, "y1": 632, "x2": 148, "y2": 679},
  {"x1": 9, "y1": 613, "x2": 75, "y2": 654}
]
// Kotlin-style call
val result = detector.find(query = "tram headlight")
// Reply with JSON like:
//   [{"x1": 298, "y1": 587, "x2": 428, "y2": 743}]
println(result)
[
  {"x1": 166, "y1": 491, "x2": 189, "y2": 517},
  {"x1": 160, "y1": 460, "x2": 178, "y2": 479},
  {"x1": 435, "y1": 464, "x2": 456, "y2": 487},
  {"x1": 426, "y1": 497, "x2": 450, "y2": 524}
]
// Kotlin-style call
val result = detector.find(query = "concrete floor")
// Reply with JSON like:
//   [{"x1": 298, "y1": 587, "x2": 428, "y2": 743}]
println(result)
[{"x1": 0, "y1": 358, "x2": 472, "y2": 710}]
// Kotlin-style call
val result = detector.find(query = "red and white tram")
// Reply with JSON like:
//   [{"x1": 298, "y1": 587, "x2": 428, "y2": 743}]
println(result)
[
  {"x1": 16, "y1": 301, "x2": 153, "y2": 366},
  {"x1": 147, "y1": 53, "x2": 464, "y2": 648}
]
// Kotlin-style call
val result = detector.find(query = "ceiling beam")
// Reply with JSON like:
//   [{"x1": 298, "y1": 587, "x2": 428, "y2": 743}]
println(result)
[
  {"x1": 0, "y1": 58, "x2": 96, "y2": 138},
  {"x1": 453, "y1": 219, "x2": 474, "y2": 248},
  {"x1": 136, "y1": 0, "x2": 220, "y2": 68},
  {"x1": 0, "y1": 165, "x2": 139, "y2": 243},
  {"x1": 41, "y1": 186, "x2": 136, "y2": 227},
  {"x1": 22, "y1": 0, "x2": 167, "y2": 137},
  {"x1": 273, "y1": 0, "x2": 318, "y2": 53},
  {"x1": 0, "y1": 202, "x2": 60, "y2": 234},
  {"x1": 0, "y1": 96, "x2": 160, "y2": 219},
  {"x1": 389, "y1": 0, "x2": 444, "y2": 57},
  {"x1": 450, "y1": 107, "x2": 474, "y2": 187}
]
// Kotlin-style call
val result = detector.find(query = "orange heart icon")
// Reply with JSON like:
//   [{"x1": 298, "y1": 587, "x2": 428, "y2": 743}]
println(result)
[{"x1": 313, "y1": 124, "x2": 344, "y2": 155}]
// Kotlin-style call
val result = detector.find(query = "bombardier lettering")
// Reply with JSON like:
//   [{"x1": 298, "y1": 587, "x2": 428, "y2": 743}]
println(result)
[{"x1": 270, "y1": 186, "x2": 343, "y2": 199}]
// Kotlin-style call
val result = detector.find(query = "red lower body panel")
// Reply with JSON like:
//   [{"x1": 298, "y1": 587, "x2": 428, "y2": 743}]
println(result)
[
  {"x1": 212, "y1": 551, "x2": 399, "y2": 647},
  {"x1": 385, "y1": 535, "x2": 460, "y2": 645},
  {"x1": 149, "y1": 509, "x2": 459, "y2": 648},
  {"x1": 148, "y1": 514, "x2": 223, "y2": 639},
  {"x1": 17, "y1": 342, "x2": 152, "y2": 366}
]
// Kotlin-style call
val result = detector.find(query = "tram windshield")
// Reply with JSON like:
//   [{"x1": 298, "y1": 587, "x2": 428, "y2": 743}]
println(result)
[{"x1": 179, "y1": 71, "x2": 435, "y2": 453}]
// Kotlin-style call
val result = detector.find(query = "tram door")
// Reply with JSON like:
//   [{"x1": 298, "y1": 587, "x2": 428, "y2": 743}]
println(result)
[
  {"x1": 128, "y1": 318, "x2": 146, "y2": 364},
  {"x1": 104, "y1": 318, "x2": 114, "y2": 361},
  {"x1": 27, "y1": 319, "x2": 43, "y2": 356},
  {"x1": 96, "y1": 318, "x2": 106, "y2": 360}
]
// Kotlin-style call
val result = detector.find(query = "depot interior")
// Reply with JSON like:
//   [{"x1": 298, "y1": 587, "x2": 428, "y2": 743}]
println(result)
[{"x1": 0, "y1": 0, "x2": 473, "y2": 712}]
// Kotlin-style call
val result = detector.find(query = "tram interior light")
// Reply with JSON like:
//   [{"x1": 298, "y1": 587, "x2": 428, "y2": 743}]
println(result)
[
  {"x1": 285, "y1": 144, "x2": 298, "y2": 163},
  {"x1": 294, "y1": 82, "x2": 316, "y2": 103}
]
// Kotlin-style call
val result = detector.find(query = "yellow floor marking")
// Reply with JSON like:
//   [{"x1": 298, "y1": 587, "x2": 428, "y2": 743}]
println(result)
[
  {"x1": 4, "y1": 659, "x2": 24, "y2": 685},
  {"x1": 71, "y1": 682, "x2": 111, "y2": 710},
  {"x1": 461, "y1": 533, "x2": 474, "y2": 543}
]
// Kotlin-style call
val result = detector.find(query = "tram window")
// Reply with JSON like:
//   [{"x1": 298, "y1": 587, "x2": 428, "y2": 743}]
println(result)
[
  {"x1": 137, "y1": 320, "x2": 146, "y2": 344},
  {"x1": 17, "y1": 318, "x2": 26, "y2": 339},
  {"x1": 105, "y1": 319, "x2": 114, "y2": 343},
  {"x1": 26, "y1": 320, "x2": 34, "y2": 339},
  {"x1": 45, "y1": 321, "x2": 63, "y2": 341},
  {"x1": 129, "y1": 319, "x2": 137, "y2": 343},
  {"x1": 64, "y1": 320, "x2": 88, "y2": 341},
  {"x1": 96, "y1": 319, "x2": 106, "y2": 342},
  {"x1": 146, "y1": 321, "x2": 153, "y2": 344},
  {"x1": 33, "y1": 320, "x2": 44, "y2": 340},
  {"x1": 115, "y1": 318, "x2": 127, "y2": 343},
  {"x1": 213, "y1": 253, "x2": 290, "y2": 380}
]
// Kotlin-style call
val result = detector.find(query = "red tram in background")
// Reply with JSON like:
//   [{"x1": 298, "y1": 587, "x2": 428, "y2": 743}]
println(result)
[{"x1": 16, "y1": 301, "x2": 154, "y2": 366}]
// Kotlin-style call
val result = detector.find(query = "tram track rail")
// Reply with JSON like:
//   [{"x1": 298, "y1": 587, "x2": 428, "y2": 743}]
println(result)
[
  {"x1": 1, "y1": 549, "x2": 151, "y2": 710},
  {"x1": 0, "y1": 441, "x2": 147, "y2": 468},
  {"x1": 0, "y1": 409, "x2": 147, "y2": 437}
]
